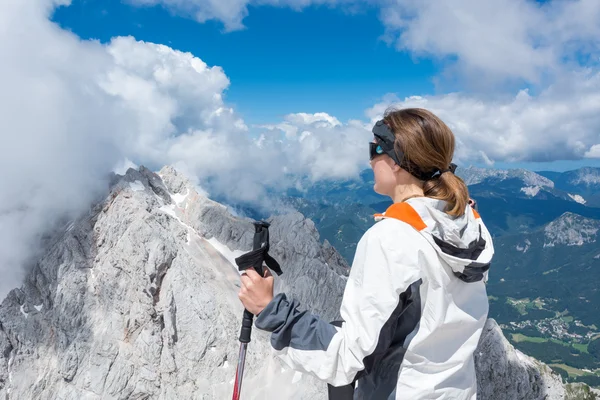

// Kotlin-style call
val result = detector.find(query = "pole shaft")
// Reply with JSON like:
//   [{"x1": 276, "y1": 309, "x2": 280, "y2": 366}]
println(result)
[{"x1": 232, "y1": 342, "x2": 248, "y2": 400}]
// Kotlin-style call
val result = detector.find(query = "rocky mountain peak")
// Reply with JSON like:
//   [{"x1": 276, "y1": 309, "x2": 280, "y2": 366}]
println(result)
[
  {"x1": 567, "y1": 168, "x2": 600, "y2": 187},
  {"x1": 544, "y1": 212, "x2": 600, "y2": 247},
  {"x1": 0, "y1": 165, "x2": 346, "y2": 399},
  {"x1": 459, "y1": 166, "x2": 554, "y2": 188}
]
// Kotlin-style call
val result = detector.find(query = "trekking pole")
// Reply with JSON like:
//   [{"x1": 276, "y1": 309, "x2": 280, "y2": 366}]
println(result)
[{"x1": 232, "y1": 221, "x2": 282, "y2": 400}]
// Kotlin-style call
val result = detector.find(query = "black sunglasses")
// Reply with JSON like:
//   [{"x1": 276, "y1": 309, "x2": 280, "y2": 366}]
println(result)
[
  {"x1": 371, "y1": 120, "x2": 404, "y2": 166},
  {"x1": 369, "y1": 142, "x2": 384, "y2": 160}
]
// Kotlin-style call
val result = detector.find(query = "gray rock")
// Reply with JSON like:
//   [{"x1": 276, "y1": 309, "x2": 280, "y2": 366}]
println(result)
[
  {"x1": 475, "y1": 319, "x2": 566, "y2": 400},
  {"x1": 544, "y1": 212, "x2": 599, "y2": 246},
  {"x1": 0, "y1": 323, "x2": 12, "y2": 391},
  {"x1": 0, "y1": 165, "x2": 595, "y2": 400}
]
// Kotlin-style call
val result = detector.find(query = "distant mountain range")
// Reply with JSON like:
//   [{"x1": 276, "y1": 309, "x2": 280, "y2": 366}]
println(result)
[
  {"x1": 537, "y1": 167, "x2": 600, "y2": 207},
  {"x1": 282, "y1": 166, "x2": 600, "y2": 260}
]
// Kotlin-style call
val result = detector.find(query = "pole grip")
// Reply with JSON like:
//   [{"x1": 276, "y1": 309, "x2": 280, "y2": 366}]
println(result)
[
  {"x1": 239, "y1": 309, "x2": 254, "y2": 343},
  {"x1": 238, "y1": 224, "x2": 265, "y2": 344}
]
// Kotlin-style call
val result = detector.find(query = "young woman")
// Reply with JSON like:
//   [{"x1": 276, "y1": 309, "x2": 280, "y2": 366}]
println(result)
[{"x1": 239, "y1": 108, "x2": 494, "y2": 399}]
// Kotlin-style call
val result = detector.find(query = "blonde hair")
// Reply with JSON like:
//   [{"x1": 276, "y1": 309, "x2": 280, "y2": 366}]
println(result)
[{"x1": 383, "y1": 108, "x2": 469, "y2": 217}]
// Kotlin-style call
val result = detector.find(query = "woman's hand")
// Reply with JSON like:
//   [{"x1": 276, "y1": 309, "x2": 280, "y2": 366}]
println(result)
[{"x1": 238, "y1": 267, "x2": 274, "y2": 315}]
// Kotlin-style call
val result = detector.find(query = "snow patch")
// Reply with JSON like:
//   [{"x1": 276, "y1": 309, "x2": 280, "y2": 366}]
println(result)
[
  {"x1": 34, "y1": 304, "x2": 43, "y2": 312},
  {"x1": 292, "y1": 371, "x2": 303, "y2": 384},
  {"x1": 20, "y1": 304, "x2": 28, "y2": 318},
  {"x1": 518, "y1": 239, "x2": 530, "y2": 252},
  {"x1": 171, "y1": 189, "x2": 189, "y2": 207},
  {"x1": 520, "y1": 186, "x2": 541, "y2": 197},
  {"x1": 568, "y1": 193, "x2": 586, "y2": 204},
  {"x1": 7, "y1": 351, "x2": 14, "y2": 393},
  {"x1": 206, "y1": 237, "x2": 247, "y2": 270},
  {"x1": 129, "y1": 180, "x2": 145, "y2": 192},
  {"x1": 515, "y1": 239, "x2": 531, "y2": 253},
  {"x1": 221, "y1": 360, "x2": 229, "y2": 369},
  {"x1": 159, "y1": 204, "x2": 178, "y2": 219},
  {"x1": 66, "y1": 220, "x2": 75, "y2": 232}
]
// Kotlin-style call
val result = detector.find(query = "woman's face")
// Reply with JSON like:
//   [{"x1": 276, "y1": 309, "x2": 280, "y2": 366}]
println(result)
[{"x1": 370, "y1": 142, "x2": 398, "y2": 197}]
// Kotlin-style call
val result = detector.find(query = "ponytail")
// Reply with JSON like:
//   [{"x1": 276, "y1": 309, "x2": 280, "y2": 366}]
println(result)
[{"x1": 423, "y1": 172, "x2": 470, "y2": 217}]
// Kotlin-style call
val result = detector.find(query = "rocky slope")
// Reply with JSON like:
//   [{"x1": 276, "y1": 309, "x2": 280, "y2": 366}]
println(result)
[
  {"x1": 544, "y1": 213, "x2": 599, "y2": 247},
  {"x1": 0, "y1": 166, "x2": 594, "y2": 399}
]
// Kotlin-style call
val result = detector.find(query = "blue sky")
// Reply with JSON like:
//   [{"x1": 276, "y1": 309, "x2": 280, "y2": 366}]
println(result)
[
  {"x1": 49, "y1": 0, "x2": 600, "y2": 172},
  {"x1": 53, "y1": 1, "x2": 438, "y2": 125}
]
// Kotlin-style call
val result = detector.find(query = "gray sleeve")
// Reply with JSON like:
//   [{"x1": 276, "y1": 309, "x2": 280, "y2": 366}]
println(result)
[{"x1": 255, "y1": 293, "x2": 338, "y2": 352}]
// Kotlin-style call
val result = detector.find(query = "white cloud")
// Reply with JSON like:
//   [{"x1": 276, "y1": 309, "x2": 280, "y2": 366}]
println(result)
[
  {"x1": 126, "y1": 0, "x2": 250, "y2": 31},
  {"x1": 125, "y1": 0, "x2": 359, "y2": 31},
  {"x1": 264, "y1": 116, "x2": 370, "y2": 180},
  {"x1": 113, "y1": 158, "x2": 139, "y2": 175},
  {"x1": 284, "y1": 112, "x2": 341, "y2": 128},
  {"x1": 0, "y1": 0, "x2": 128, "y2": 298},
  {"x1": 584, "y1": 144, "x2": 600, "y2": 159},
  {"x1": 365, "y1": 68, "x2": 600, "y2": 164},
  {"x1": 380, "y1": 0, "x2": 600, "y2": 84},
  {"x1": 0, "y1": 0, "x2": 374, "y2": 299},
  {"x1": 252, "y1": 112, "x2": 372, "y2": 184}
]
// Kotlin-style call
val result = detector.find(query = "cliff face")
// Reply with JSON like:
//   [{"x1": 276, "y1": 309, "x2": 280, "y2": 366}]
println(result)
[{"x1": 0, "y1": 166, "x2": 594, "y2": 399}]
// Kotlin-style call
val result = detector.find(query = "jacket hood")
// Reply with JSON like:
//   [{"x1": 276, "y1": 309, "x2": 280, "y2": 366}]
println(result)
[{"x1": 375, "y1": 197, "x2": 494, "y2": 283}]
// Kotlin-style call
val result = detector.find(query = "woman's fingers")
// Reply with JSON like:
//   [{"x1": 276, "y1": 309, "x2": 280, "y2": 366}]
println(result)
[
  {"x1": 238, "y1": 266, "x2": 275, "y2": 315},
  {"x1": 247, "y1": 267, "x2": 267, "y2": 282},
  {"x1": 240, "y1": 273, "x2": 252, "y2": 289}
]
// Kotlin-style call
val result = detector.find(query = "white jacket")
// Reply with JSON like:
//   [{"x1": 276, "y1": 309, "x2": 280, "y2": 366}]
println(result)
[{"x1": 256, "y1": 197, "x2": 494, "y2": 399}]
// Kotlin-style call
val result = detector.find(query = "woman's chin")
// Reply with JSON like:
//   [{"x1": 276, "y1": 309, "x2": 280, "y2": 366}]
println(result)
[
  {"x1": 373, "y1": 183, "x2": 383, "y2": 196},
  {"x1": 373, "y1": 183, "x2": 392, "y2": 199}
]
